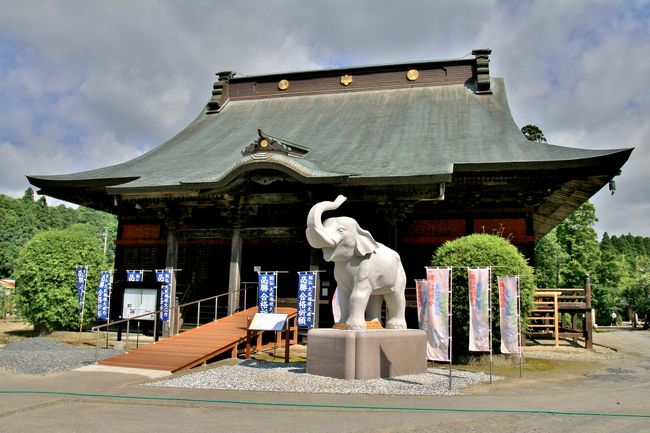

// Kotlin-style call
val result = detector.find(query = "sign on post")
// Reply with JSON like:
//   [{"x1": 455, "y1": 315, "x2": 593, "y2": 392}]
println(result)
[
  {"x1": 297, "y1": 272, "x2": 316, "y2": 327},
  {"x1": 75, "y1": 266, "x2": 88, "y2": 316},
  {"x1": 257, "y1": 272, "x2": 277, "y2": 313},
  {"x1": 155, "y1": 270, "x2": 172, "y2": 322},
  {"x1": 96, "y1": 271, "x2": 111, "y2": 320}
]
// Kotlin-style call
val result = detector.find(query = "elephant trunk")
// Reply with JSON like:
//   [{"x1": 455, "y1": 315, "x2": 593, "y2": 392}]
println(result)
[{"x1": 306, "y1": 195, "x2": 347, "y2": 248}]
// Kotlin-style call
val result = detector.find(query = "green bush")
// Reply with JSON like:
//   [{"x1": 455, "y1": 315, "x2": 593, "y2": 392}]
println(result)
[
  {"x1": 431, "y1": 234, "x2": 535, "y2": 356},
  {"x1": 14, "y1": 228, "x2": 106, "y2": 333}
]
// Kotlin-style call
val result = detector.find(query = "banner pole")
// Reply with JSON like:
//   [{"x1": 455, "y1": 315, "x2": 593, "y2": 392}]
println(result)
[
  {"x1": 78, "y1": 265, "x2": 88, "y2": 337},
  {"x1": 488, "y1": 267, "x2": 493, "y2": 384},
  {"x1": 517, "y1": 275, "x2": 522, "y2": 378},
  {"x1": 448, "y1": 266, "x2": 453, "y2": 391}
]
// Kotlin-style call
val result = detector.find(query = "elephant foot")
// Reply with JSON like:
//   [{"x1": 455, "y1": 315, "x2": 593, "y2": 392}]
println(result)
[
  {"x1": 345, "y1": 320, "x2": 367, "y2": 330},
  {"x1": 385, "y1": 318, "x2": 407, "y2": 330}
]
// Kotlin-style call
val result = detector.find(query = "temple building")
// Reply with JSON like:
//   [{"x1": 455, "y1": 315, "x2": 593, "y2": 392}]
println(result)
[{"x1": 28, "y1": 49, "x2": 632, "y2": 327}]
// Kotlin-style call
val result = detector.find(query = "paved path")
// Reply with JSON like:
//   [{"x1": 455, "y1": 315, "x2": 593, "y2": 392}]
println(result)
[{"x1": 1, "y1": 327, "x2": 649, "y2": 433}]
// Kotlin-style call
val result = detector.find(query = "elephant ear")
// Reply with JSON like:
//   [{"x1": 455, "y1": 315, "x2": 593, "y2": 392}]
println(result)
[{"x1": 354, "y1": 225, "x2": 379, "y2": 256}]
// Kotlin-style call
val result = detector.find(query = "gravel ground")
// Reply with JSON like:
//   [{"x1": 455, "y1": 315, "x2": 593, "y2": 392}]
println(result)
[
  {"x1": 146, "y1": 359, "x2": 499, "y2": 396},
  {"x1": 0, "y1": 336, "x2": 620, "y2": 396},
  {"x1": 0, "y1": 337, "x2": 120, "y2": 375}
]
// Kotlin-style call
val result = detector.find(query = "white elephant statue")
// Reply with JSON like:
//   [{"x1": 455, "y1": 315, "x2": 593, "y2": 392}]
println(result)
[{"x1": 306, "y1": 195, "x2": 407, "y2": 330}]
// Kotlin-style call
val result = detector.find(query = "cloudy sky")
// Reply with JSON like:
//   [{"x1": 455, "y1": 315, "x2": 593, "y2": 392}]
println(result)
[{"x1": 1, "y1": 0, "x2": 648, "y2": 237}]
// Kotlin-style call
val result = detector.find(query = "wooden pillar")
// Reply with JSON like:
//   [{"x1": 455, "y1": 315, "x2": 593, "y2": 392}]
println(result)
[
  {"x1": 228, "y1": 227, "x2": 242, "y2": 315},
  {"x1": 584, "y1": 277, "x2": 593, "y2": 349},
  {"x1": 165, "y1": 225, "x2": 178, "y2": 336}
]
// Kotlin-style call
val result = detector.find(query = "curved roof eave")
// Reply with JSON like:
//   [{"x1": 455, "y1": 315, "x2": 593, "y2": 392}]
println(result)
[{"x1": 453, "y1": 147, "x2": 633, "y2": 174}]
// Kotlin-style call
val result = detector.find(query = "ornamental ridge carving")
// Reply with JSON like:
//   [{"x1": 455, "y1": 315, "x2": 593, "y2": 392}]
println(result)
[{"x1": 241, "y1": 129, "x2": 294, "y2": 156}]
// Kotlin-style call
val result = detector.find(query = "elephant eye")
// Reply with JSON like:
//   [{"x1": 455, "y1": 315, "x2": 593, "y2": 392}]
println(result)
[{"x1": 337, "y1": 227, "x2": 345, "y2": 233}]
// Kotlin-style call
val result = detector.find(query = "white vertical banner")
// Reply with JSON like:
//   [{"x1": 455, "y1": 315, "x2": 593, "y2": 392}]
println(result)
[
  {"x1": 468, "y1": 267, "x2": 491, "y2": 352},
  {"x1": 420, "y1": 267, "x2": 451, "y2": 362},
  {"x1": 331, "y1": 288, "x2": 341, "y2": 323},
  {"x1": 498, "y1": 276, "x2": 520, "y2": 354}
]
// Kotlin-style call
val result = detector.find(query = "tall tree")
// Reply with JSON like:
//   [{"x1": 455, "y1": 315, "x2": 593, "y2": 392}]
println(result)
[
  {"x1": 521, "y1": 124, "x2": 547, "y2": 143},
  {"x1": 534, "y1": 228, "x2": 569, "y2": 288},
  {"x1": 13, "y1": 228, "x2": 105, "y2": 333},
  {"x1": 554, "y1": 202, "x2": 601, "y2": 287}
]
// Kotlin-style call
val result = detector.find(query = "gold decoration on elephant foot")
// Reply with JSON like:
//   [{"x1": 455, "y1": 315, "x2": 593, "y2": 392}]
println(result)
[
  {"x1": 366, "y1": 319, "x2": 384, "y2": 329},
  {"x1": 332, "y1": 320, "x2": 384, "y2": 330},
  {"x1": 340, "y1": 74, "x2": 353, "y2": 86}
]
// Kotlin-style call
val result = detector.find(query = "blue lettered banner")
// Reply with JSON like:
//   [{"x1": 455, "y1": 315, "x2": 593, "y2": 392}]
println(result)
[
  {"x1": 156, "y1": 270, "x2": 172, "y2": 321},
  {"x1": 75, "y1": 266, "x2": 87, "y2": 316},
  {"x1": 297, "y1": 272, "x2": 316, "y2": 327},
  {"x1": 126, "y1": 270, "x2": 143, "y2": 282},
  {"x1": 96, "y1": 271, "x2": 111, "y2": 320},
  {"x1": 257, "y1": 272, "x2": 277, "y2": 314}
]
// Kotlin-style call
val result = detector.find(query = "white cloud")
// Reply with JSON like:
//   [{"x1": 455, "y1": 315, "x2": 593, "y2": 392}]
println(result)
[{"x1": 0, "y1": 0, "x2": 648, "y2": 236}]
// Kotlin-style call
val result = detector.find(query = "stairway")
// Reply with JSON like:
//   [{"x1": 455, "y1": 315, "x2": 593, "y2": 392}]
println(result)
[{"x1": 528, "y1": 291, "x2": 559, "y2": 346}]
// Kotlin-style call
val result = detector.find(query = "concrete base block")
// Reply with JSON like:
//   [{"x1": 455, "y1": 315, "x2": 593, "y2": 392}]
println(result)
[{"x1": 306, "y1": 328, "x2": 427, "y2": 380}]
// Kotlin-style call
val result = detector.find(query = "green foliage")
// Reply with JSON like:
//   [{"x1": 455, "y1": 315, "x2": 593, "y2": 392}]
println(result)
[
  {"x1": 13, "y1": 228, "x2": 106, "y2": 332},
  {"x1": 554, "y1": 202, "x2": 601, "y2": 287},
  {"x1": 534, "y1": 229, "x2": 569, "y2": 288},
  {"x1": 432, "y1": 234, "x2": 535, "y2": 355},
  {"x1": 521, "y1": 124, "x2": 547, "y2": 143},
  {"x1": 0, "y1": 190, "x2": 117, "y2": 277},
  {"x1": 622, "y1": 256, "x2": 650, "y2": 325}
]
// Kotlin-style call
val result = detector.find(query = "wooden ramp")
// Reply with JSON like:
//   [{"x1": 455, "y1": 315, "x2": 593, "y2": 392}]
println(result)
[{"x1": 98, "y1": 307, "x2": 297, "y2": 373}]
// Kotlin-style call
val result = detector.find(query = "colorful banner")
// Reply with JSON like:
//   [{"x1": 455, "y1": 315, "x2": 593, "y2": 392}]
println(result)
[
  {"x1": 155, "y1": 270, "x2": 172, "y2": 321},
  {"x1": 468, "y1": 267, "x2": 491, "y2": 352},
  {"x1": 422, "y1": 267, "x2": 451, "y2": 362},
  {"x1": 331, "y1": 288, "x2": 341, "y2": 323},
  {"x1": 75, "y1": 266, "x2": 87, "y2": 316},
  {"x1": 0, "y1": 279, "x2": 15, "y2": 290},
  {"x1": 257, "y1": 272, "x2": 277, "y2": 314},
  {"x1": 127, "y1": 270, "x2": 143, "y2": 282},
  {"x1": 297, "y1": 272, "x2": 316, "y2": 327},
  {"x1": 498, "y1": 276, "x2": 520, "y2": 354},
  {"x1": 96, "y1": 271, "x2": 111, "y2": 320}
]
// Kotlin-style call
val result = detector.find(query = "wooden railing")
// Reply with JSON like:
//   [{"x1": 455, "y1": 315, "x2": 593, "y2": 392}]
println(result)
[{"x1": 528, "y1": 280, "x2": 593, "y2": 348}]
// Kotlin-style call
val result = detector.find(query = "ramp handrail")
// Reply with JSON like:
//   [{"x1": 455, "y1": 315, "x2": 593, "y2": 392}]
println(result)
[{"x1": 92, "y1": 282, "x2": 258, "y2": 359}]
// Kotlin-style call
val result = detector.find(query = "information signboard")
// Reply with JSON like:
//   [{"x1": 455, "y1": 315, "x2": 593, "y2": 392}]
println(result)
[
  {"x1": 248, "y1": 313, "x2": 288, "y2": 331},
  {"x1": 122, "y1": 288, "x2": 157, "y2": 320}
]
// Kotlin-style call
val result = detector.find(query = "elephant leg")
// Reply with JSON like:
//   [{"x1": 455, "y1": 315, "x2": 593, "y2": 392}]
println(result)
[
  {"x1": 336, "y1": 287, "x2": 350, "y2": 324},
  {"x1": 366, "y1": 295, "x2": 383, "y2": 322},
  {"x1": 384, "y1": 290, "x2": 407, "y2": 329},
  {"x1": 346, "y1": 282, "x2": 372, "y2": 330}
]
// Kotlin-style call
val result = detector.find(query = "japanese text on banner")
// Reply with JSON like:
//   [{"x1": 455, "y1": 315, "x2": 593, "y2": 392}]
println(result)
[
  {"x1": 75, "y1": 266, "x2": 87, "y2": 316},
  {"x1": 468, "y1": 268, "x2": 490, "y2": 352},
  {"x1": 127, "y1": 270, "x2": 143, "y2": 282},
  {"x1": 498, "y1": 276, "x2": 520, "y2": 354},
  {"x1": 297, "y1": 272, "x2": 316, "y2": 327},
  {"x1": 156, "y1": 270, "x2": 172, "y2": 321},
  {"x1": 258, "y1": 273, "x2": 277, "y2": 314},
  {"x1": 423, "y1": 267, "x2": 451, "y2": 362},
  {"x1": 96, "y1": 271, "x2": 111, "y2": 320}
]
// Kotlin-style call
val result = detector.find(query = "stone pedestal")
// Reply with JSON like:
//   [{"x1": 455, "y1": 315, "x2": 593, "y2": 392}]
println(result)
[{"x1": 307, "y1": 328, "x2": 427, "y2": 380}]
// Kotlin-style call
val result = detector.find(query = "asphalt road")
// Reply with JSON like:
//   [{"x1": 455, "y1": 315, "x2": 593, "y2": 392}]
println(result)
[{"x1": 0, "y1": 327, "x2": 649, "y2": 433}]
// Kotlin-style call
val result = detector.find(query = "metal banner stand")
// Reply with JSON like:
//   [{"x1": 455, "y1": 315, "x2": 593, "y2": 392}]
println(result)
[
  {"x1": 488, "y1": 266, "x2": 493, "y2": 384},
  {"x1": 448, "y1": 267, "x2": 453, "y2": 390},
  {"x1": 516, "y1": 275, "x2": 523, "y2": 378}
]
